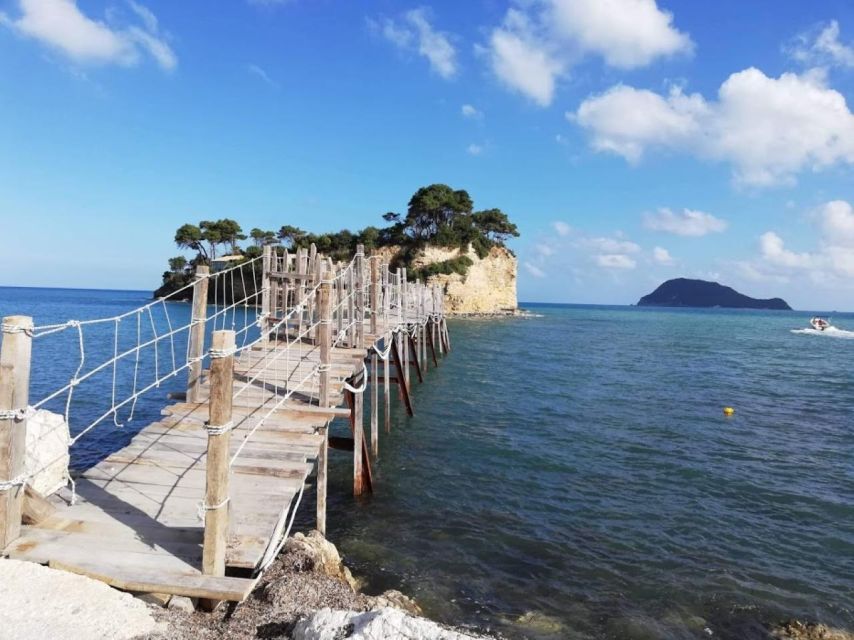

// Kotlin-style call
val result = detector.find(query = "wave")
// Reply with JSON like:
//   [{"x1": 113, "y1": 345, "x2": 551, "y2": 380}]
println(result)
[{"x1": 790, "y1": 326, "x2": 854, "y2": 339}]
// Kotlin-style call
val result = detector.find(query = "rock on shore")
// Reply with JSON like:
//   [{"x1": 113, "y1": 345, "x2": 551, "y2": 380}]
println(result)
[
  {"x1": 0, "y1": 559, "x2": 161, "y2": 640},
  {"x1": 293, "y1": 607, "x2": 484, "y2": 640}
]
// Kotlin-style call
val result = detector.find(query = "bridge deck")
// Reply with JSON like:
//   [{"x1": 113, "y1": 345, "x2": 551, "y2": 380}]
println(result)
[{"x1": 3, "y1": 333, "x2": 377, "y2": 602}]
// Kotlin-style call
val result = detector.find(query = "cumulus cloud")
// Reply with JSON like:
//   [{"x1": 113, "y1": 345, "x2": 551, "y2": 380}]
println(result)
[
  {"x1": 787, "y1": 20, "x2": 854, "y2": 69},
  {"x1": 745, "y1": 200, "x2": 854, "y2": 282},
  {"x1": 482, "y1": 0, "x2": 691, "y2": 106},
  {"x1": 466, "y1": 143, "x2": 483, "y2": 156},
  {"x1": 553, "y1": 221, "x2": 572, "y2": 236},
  {"x1": 652, "y1": 246, "x2": 674, "y2": 265},
  {"x1": 596, "y1": 254, "x2": 637, "y2": 269},
  {"x1": 0, "y1": 0, "x2": 176, "y2": 70},
  {"x1": 461, "y1": 104, "x2": 482, "y2": 119},
  {"x1": 524, "y1": 261, "x2": 546, "y2": 278},
  {"x1": 643, "y1": 208, "x2": 728, "y2": 236},
  {"x1": 371, "y1": 8, "x2": 457, "y2": 79},
  {"x1": 573, "y1": 68, "x2": 854, "y2": 186},
  {"x1": 584, "y1": 236, "x2": 641, "y2": 254}
]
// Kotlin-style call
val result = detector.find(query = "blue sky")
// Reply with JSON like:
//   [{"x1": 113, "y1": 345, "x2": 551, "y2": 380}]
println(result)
[{"x1": 2, "y1": 0, "x2": 854, "y2": 309}]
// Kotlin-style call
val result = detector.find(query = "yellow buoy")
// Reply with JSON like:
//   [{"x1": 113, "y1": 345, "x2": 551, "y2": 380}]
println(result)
[{"x1": 723, "y1": 407, "x2": 735, "y2": 417}]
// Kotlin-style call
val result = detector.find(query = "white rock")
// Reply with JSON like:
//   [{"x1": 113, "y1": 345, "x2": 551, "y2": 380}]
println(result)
[
  {"x1": 167, "y1": 595, "x2": 195, "y2": 613},
  {"x1": 0, "y1": 559, "x2": 161, "y2": 640},
  {"x1": 292, "y1": 607, "x2": 488, "y2": 640},
  {"x1": 24, "y1": 409, "x2": 70, "y2": 496}
]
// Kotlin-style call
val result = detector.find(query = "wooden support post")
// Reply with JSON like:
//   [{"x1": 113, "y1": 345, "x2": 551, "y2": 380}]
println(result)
[
  {"x1": 383, "y1": 339, "x2": 391, "y2": 433},
  {"x1": 201, "y1": 330, "x2": 234, "y2": 610},
  {"x1": 317, "y1": 272, "x2": 332, "y2": 536},
  {"x1": 352, "y1": 383, "x2": 365, "y2": 496},
  {"x1": 370, "y1": 254, "x2": 379, "y2": 338},
  {"x1": 355, "y1": 245, "x2": 365, "y2": 349},
  {"x1": 187, "y1": 265, "x2": 209, "y2": 403},
  {"x1": 390, "y1": 335, "x2": 413, "y2": 416},
  {"x1": 261, "y1": 245, "x2": 273, "y2": 343},
  {"x1": 427, "y1": 320, "x2": 439, "y2": 367},
  {"x1": 370, "y1": 352, "x2": 378, "y2": 458},
  {"x1": 407, "y1": 333, "x2": 424, "y2": 383},
  {"x1": 401, "y1": 269, "x2": 409, "y2": 390},
  {"x1": 0, "y1": 316, "x2": 33, "y2": 550},
  {"x1": 443, "y1": 318, "x2": 452, "y2": 352},
  {"x1": 348, "y1": 266, "x2": 356, "y2": 348}
]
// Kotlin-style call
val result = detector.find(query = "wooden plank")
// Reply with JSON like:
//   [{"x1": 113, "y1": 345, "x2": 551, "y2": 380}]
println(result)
[
  {"x1": 23, "y1": 485, "x2": 56, "y2": 525},
  {"x1": 48, "y1": 559, "x2": 257, "y2": 602}
]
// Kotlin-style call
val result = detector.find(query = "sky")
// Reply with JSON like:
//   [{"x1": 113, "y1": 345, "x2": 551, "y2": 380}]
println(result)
[{"x1": 2, "y1": 0, "x2": 854, "y2": 310}]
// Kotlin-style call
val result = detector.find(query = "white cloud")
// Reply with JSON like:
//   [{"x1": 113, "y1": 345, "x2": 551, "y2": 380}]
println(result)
[
  {"x1": 484, "y1": 9, "x2": 564, "y2": 107},
  {"x1": 461, "y1": 104, "x2": 482, "y2": 119},
  {"x1": 596, "y1": 254, "x2": 637, "y2": 269},
  {"x1": 549, "y1": 0, "x2": 693, "y2": 69},
  {"x1": 373, "y1": 8, "x2": 457, "y2": 79},
  {"x1": 652, "y1": 246, "x2": 674, "y2": 265},
  {"x1": 524, "y1": 261, "x2": 546, "y2": 278},
  {"x1": 466, "y1": 144, "x2": 483, "y2": 156},
  {"x1": 482, "y1": 0, "x2": 691, "y2": 106},
  {"x1": 572, "y1": 84, "x2": 706, "y2": 162},
  {"x1": 535, "y1": 243, "x2": 555, "y2": 257},
  {"x1": 573, "y1": 68, "x2": 854, "y2": 186},
  {"x1": 0, "y1": 0, "x2": 176, "y2": 70},
  {"x1": 759, "y1": 232, "x2": 813, "y2": 268},
  {"x1": 787, "y1": 20, "x2": 854, "y2": 69},
  {"x1": 553, "y1": 221, "x2": 572, "y2": 236},
  {"x1": 643, "y1": 208, "x2": 728, "y2": 236},
  {"x1": 746, "y1": 200, "x2": 854, "y2": 282},
  {"x1": 585, "y1": 236, "x2": 641, "y2": 254},
  {"x1": 248, "y1": 63, "x2": 278, "y2": 88}
]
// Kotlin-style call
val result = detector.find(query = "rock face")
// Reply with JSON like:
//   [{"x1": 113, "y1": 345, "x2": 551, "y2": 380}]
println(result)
[
  {"x1": 0, "y1": 559, "x2": 160, "y2": 640},
  {"x1": 378, "y1": 244, "x2": 518, "y2": 315},
  {"x1": 283, "y1": 530, "x2": 361, "y2": 591},
  {"x1": 638, "y1": 278, "x2": 791, "y2": 310},
  {"x1": 25, "y1": 409, "x2": 70, "y2": 496},
  {"x1": 292, "y1": 607, "x2": 487, "y2": 640}
]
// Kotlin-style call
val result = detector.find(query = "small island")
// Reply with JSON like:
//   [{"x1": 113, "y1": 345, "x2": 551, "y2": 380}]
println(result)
[{"x1": 638, "y1": 278, "x2": 792, "y2": 310}]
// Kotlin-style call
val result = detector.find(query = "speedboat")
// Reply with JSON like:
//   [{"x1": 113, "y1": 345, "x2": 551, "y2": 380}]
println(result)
[{"x1": 810, "y1": 316, "x2": 831, "y2": 331}]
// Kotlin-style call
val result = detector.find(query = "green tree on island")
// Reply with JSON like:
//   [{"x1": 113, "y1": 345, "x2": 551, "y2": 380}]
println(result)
[{"x1": 157, "y1": 184, "x2": 518, "y2": 297}]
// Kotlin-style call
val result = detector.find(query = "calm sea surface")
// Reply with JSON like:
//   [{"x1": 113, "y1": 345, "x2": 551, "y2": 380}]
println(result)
[{"x1": 1, "y1": 288, "x2": 852, "y2": 639}]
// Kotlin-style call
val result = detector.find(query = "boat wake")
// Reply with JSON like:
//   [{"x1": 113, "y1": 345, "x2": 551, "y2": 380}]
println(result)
[{"x1": 791, "y1": 326, "x2": 854, "y2": 339}]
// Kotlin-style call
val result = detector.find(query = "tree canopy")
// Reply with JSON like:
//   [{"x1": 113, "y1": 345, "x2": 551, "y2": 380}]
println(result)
[{"x1": 161, "y1": 184, "x2": 517, "y2": 295}]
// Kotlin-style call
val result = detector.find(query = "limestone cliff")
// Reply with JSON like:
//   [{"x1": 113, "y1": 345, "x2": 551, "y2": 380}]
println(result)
[{"x1": 377, "y1": 244, "x2": 518, "y2": 315}]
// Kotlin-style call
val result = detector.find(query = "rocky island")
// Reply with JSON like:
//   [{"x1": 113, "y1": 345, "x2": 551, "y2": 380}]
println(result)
[{"x1": 638, "y1": 278, "x2": 792, "y2": 310}]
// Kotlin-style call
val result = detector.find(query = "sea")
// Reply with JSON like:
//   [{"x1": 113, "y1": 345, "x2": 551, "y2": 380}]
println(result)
[{"x1": 1, "y1": 287, "x2": 852, "y2": 640}]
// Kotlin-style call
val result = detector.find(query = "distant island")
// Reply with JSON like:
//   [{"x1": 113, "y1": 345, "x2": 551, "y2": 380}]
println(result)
[{"x1": 638, "y1": 278, "x2": 792, "y2": 310}]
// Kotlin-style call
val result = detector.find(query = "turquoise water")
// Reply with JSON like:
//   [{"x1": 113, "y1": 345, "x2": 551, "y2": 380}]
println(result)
[
  {"x1": 324, "y1": 304, "x2": 854, "y2": 639},
  {"x1": 1, "y1": 289, "x2": 852, "y2": 639}
]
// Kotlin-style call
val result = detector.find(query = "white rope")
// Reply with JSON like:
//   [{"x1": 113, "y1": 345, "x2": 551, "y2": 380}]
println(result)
[
  {"x1": 209, "y1": 348, "x2": 236, "y2": 359},
  {"x1": 204, "y1": 421, "x2": 234, "y2": 436},
  {"x1": 0, "y1": 406, "x2": 35, "y2": 421},
  {"x1": 343, "y1": 363, "x2": 368, "y2": 394},
  {"x1": 0, "y1": 323, "x2": 32, "y2": 335},
  {"x1": 0, "y1": 475, "x2": 27, "y2": 491},
  {"x1": 197, "y1": 496, "x2": 230, "y2": 521}
]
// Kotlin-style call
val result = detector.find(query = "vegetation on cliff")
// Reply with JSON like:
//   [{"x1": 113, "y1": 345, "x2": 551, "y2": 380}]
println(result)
[{"x1": 154, "y1": 184, "x2": 518, "y2": 299}]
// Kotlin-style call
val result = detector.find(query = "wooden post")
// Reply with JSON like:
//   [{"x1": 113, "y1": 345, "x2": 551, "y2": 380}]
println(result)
[
  {"x1": 369, "y1": 254, "x2": 379, "y2": 457},
  {"x1": 187, "y1": 265, "x2": 209, "y2": 403},
  {"x1": 202, "y1": 330, "x2": 234, "y2": 604},
  {"x1": 352, "y1": 380, "x2": 365, "y2": 496},
  {"x1": 317, "y1": 272, "x2": 332, "y2": 535},
  {"x1": 382, "y1": 263, "x2": 391, "y2": 433},
  {"x1": 0, "y1": 316, "x2": 33, "y2": 550},
  {"x1": 401, "y1": 268, "x2": 409, "y2": 390},
  {"x1": 370, "y1": 255, "x2": 379, "y2": 337},
  {"x1": 261, "y1": 245, "x2": 273, "y2": 342},
  {"x1": 355, "y1": 245, "x2": 365, "y2": 349}
]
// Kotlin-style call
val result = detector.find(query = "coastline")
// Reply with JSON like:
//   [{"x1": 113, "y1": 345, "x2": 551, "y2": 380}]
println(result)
[{"x1": 0, "y1": 531, "x2": 492, "y2": 640}]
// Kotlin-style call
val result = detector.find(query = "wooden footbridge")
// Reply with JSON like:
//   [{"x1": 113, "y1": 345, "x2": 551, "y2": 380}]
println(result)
[{"x1": 0, "y1": 245, "x2": 450, "y2": 605}]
